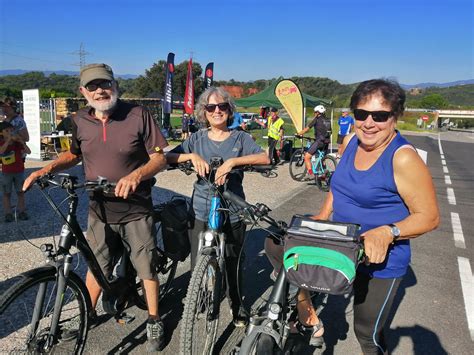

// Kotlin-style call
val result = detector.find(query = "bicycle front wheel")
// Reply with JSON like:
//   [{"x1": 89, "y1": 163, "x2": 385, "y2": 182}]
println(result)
[
  {"x1": 0, "y1": 266, "x2": 90, "y2": 354},
  {"x1": 315, "y1": 155, "x2": 338, "y2": 192},
  {"x1": 179, "y1": 254, "x2": 222, "y2": 355},
  {"x1": 289, "y1": 148, "x2": 307, "y2": 181}
]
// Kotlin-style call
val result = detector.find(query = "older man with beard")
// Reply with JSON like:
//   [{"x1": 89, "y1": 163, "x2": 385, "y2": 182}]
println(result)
[{"x1": 23, "y1": 63, "x2": 169, "y2": 352}]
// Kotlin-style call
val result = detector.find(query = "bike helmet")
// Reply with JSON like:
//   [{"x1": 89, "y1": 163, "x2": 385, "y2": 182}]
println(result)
[{"x1": 314, "y1": 105, "x2": 326, "y2": 113}]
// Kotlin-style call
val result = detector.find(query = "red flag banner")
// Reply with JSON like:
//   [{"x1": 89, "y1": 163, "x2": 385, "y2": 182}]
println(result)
[{"x1": 184, "y1": 59, "x2": 194, "y2": 114}]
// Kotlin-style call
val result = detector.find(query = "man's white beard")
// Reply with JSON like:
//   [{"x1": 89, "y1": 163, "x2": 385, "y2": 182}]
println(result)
[{"x1": 86, "y1": 90, "x2": 119, "y2": 114}]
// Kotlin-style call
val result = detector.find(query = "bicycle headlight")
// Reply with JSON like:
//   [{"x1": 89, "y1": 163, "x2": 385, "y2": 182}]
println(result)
[{"x1": 203, "y1": 230, "x2": 214, "y2": 242}]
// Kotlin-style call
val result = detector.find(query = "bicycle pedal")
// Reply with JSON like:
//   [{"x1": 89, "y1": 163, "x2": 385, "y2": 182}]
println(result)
[{"x1": 115, "y1": 312, "x2": 135, "y2": 325}]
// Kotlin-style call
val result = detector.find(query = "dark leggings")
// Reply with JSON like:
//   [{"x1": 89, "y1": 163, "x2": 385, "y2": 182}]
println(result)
[
  {"x1": 268, "y1": 137, "x2": 280, "y2": 165},
  {"x1": 189, "y1": 218, "x2": 246, "y2": 314},
  {"x1": 264, "y1": 237, "x2": 402, "y2": 354},
  {"x1": 354, "y1": 272, "x2": 402, "y2": 355}
]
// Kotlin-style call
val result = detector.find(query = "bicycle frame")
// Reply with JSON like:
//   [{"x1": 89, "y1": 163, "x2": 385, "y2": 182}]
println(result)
[{"x1": 310, "y1": 150, "x2": 326, "y2": 176}]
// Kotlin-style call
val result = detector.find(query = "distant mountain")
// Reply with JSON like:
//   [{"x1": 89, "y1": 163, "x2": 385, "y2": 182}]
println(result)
[
  {"x1": 0, "y1": 69, "x2": 139, "y2": 79},
  {"x1": 401, "y1": 79, "x2": 474, "y2": 89}
]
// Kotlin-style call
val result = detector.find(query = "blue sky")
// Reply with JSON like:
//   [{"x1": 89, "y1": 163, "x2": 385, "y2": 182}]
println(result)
[{"x1": 0, "y1": 0, "x2": 472, "y2": 84}]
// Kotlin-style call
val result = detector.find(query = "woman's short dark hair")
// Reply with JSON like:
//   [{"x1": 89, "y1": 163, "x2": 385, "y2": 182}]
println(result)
[
  {"x1": 350, "y1": 79, "x2": 406, "y2": 119},
  {"x1": 196, "y1": 87, "x2": 236, "y2": 126}
]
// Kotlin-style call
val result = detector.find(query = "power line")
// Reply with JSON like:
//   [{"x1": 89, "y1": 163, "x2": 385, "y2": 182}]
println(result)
[{"x1": 0, "y1": 51, "x2": 75, "y2": 67}]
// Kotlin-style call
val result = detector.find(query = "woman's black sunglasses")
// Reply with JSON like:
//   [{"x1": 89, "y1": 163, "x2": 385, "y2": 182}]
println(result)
[
  {"x1": 353, "y1": 109, "x2": 393, "y2": 123},
  {"x1": 204, "y1": 102, "x2": 230, "y2": 113},
  {"x1": 85, "y1": 80, "x2": 113, "y2": 92}
]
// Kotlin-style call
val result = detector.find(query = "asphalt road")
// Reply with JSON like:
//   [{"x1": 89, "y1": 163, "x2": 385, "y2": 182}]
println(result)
[{"x1": 1, "y1": 131, "x2": 473, "y2": 354}]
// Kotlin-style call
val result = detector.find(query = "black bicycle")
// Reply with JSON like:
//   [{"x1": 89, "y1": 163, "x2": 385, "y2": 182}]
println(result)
[
  {"x1": 176, "y1": 159, "x2": 273, "y2": 355},
  {"x1": 0, "y1": 173, "x2": 178, "y2": 354},
  {"x1": 288, "y1": 135, "x2": 337, "y2": 191},
  {"x1": 219, "y1": 192, "x2": 363, "y2": 354}
]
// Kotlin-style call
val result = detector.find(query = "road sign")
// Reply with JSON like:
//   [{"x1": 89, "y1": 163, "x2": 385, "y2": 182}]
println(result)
[{"x1": 421, "y1": 115, "x2": 429, "y2": 121}]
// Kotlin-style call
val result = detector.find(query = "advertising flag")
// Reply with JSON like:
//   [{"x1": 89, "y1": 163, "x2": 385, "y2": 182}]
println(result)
[
  {"x1": 184, "y1": 58, "x2": 194, "y2": 114},
  {"x1": 163, "y1": 52, "x2": 175, "y2": 114},
  {"x1": 274, "y1": 79, "x2": 304, "y2": 130},
  {"x1": 204, "y1": 62, "x2": 214, "y2": 89}
]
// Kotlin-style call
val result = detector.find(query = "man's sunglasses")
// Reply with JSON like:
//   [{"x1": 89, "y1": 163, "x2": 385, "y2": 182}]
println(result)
[
  {"x1": 204, "y1": 102, "x2": 230, "y2": 113},
  {"x1": 353, "y1": 109, "x2": 393, "y2": 123},
  {"x1": 85, "y1": 80, "x2": 113, "y2": 92}
]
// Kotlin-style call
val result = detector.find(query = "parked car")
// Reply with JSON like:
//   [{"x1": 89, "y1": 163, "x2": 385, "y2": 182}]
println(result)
[{"x1": 240, "y1": 112, "x2": 266, "y2": 130}]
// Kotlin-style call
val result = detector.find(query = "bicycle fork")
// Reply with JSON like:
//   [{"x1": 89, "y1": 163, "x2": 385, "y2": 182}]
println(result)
[
  {"x1": 240, "y1": 265, "x2": 290, "y2": 353},
  {"x1": 29, "y1": 251, "x2": 73, "y2": 352}
]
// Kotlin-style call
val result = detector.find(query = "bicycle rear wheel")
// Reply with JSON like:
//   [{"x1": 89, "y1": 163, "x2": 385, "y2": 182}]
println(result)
[
  {"x1": 315, "y1": 155, "x2": 337, "y2": 192},
  {"x1": 289, "y1": 148, "x2": 307, "y2": 181},
  {"x1": 179, "y1": 254, "x2": 222, "y2": 354},
  {"x1": 0, "y1": 266, "x2": 90, "y2": 354}
]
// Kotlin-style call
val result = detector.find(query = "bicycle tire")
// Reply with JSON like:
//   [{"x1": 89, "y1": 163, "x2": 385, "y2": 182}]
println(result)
[
  {"x1": 289, "y1": 148, "x2": 307, "y2": 181},
  {"x1": 0, "y1": 266, "x2": 91, "y2": 354},
  {"x1": 315, "y1": 155, "x2": 337, "y2": 192},
  {"x1": 179, "y1": 254, "x2": 222, "y2": 355}
]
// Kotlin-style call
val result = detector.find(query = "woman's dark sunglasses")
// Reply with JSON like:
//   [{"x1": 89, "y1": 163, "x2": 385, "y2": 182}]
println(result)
[
  {"x1": 353, "y1": 109, "x2": 393, "y2": 123},
  {"x1": 204, "y1": 102, "x2": 230, "y2": 113},
  {"x1": 85, "y1": 80, "x2": 113, "y2": 92}
]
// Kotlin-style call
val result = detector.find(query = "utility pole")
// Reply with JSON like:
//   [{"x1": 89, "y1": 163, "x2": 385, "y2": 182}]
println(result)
[{"x1": 71, "y1": 43, "x2": 91, "y2": 68}]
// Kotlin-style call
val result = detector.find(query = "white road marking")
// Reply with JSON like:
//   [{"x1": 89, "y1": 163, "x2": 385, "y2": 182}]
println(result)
[
  {"x1": 457, "y1": 257, "x2": 474, "y2": 341},
  {"x1": 445, "y1": 175, "x2": 452, "y2": 185},
  {"x1": 447, "y1": 188, "x2": 457, "y2": 205},
  {"x1": 443, "y1": 166, "x2": 449, "y2": 173},
  {"x1": 416, "y1": 148, "x2": 428, "y2": 164},
  {"x1": 442, "y1": 159, "x2": 446, "y2": 165},
  {"x1": 451, "y1": 212, "x2": 466, "y2": 249},
  {"x1": 441, "y1": 154, "x2": 445, "y2": 159},
  {"x1": 438, "y1": 134, "x2": 444, "y2": 154}
]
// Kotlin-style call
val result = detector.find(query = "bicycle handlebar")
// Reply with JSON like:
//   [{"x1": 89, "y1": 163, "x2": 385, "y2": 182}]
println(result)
[{"x1": 36, "y1": 174, "x2": 117, "y2": 194}]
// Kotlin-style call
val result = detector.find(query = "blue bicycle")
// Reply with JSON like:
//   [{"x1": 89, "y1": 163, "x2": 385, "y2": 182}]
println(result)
[
  {"x1": 177, "y1": 158, "x2": 272, "y2": 355},
  {"x1": 288, "y1": 135, "x2": 337, "y2": 192}
]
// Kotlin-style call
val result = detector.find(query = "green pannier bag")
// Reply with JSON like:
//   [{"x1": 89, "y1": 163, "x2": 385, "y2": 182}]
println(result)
[{"x1": 283, "y1": 215, "x2": 362, "y2": 295}]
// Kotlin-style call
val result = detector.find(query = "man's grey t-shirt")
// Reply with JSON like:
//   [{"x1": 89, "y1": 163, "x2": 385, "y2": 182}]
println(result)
[{"x1": 174, "y1": 129, "x2": 263, "y2": 222}]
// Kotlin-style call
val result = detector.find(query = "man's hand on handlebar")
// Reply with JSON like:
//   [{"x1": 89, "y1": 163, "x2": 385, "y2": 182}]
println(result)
[
  {"x1": 115, "y1": 171, "x2": 141, "y2": 199},
  {"x1": 23, "y1": 169, "x2": 47, "y2": 192}
]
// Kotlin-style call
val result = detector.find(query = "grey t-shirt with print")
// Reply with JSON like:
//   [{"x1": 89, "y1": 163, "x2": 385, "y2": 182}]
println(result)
[{"x1": 173, "y1": 129, "x2": 263, "y2": 222}]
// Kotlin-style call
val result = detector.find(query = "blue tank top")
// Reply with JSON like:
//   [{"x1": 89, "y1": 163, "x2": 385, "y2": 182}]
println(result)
[{"x1": 331, "y1": 132, "x2": 411, "y2": 278}]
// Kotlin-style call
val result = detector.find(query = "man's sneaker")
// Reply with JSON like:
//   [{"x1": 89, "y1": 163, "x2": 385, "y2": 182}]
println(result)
[
  {"x1": 4, "y1": 214, "x2": 13, "y2": 223},
  {"x1": 19, "y1": 211, "x2": 29, "y2": 220},
  {"x1": 146, "y1": 318, "x2": 165, "y2": 352}
]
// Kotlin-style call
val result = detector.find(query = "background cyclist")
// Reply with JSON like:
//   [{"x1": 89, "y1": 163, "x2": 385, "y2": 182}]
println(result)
[
  {"x1": 296, "y1": 105, "x2": 330, "y2": 178},
  {"x1": 337, "y1": 109, "x2": 355, "y2": 157}
]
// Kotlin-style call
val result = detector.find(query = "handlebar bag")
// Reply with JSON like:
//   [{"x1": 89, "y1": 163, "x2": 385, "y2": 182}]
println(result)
[
  {"x1": 160, "y1": 198, "x2": 191, "y2": 262},
  {"x1": 283, "y1": 215, "x2": 362, "y2": 295}
]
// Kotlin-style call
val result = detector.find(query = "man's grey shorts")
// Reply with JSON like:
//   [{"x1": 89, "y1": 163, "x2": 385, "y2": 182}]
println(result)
[
  {"x1": 1, "y1": 172, "x2": 24, "y2": 194},
  {"x1": 86, "y1": 215, "x2": 158, "y2": 280}
]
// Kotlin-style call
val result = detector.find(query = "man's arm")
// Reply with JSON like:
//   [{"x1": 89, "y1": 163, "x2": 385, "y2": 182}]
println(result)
[
  {"x1": 23, "y1": 150, "x2": 82, "y2": 191},
  {"x1": 115, "y1": 151, "x2": 167, "y2": 199}
]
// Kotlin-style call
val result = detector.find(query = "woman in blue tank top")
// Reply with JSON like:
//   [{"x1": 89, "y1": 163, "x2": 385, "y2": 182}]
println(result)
[{"x1": 312, "y1": 79, "x2": 440, "y2": 354}]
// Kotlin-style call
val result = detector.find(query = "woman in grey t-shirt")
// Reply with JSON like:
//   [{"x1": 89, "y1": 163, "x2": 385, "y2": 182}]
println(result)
[{"x1": 166, "y1": 87, "x2": 269, "y2": 327}]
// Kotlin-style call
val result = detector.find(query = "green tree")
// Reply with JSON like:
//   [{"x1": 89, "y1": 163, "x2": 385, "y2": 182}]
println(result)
[{"x1": 419, "y1": 94, "x2": 449, "y2": 109}]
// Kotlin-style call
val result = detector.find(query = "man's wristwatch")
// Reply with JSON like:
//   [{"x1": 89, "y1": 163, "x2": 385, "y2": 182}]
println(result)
[{"x1": 388, "y1": 223, "x2": 401, "y2": 243}]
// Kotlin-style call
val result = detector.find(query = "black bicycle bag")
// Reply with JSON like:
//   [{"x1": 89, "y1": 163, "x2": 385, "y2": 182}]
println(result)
[
  {"x1": 283, "y1": 215, "x2": 362, "y2": 295},
  {"x1": 160, "y1": 198, "x2": 191, "y2": 262}
]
